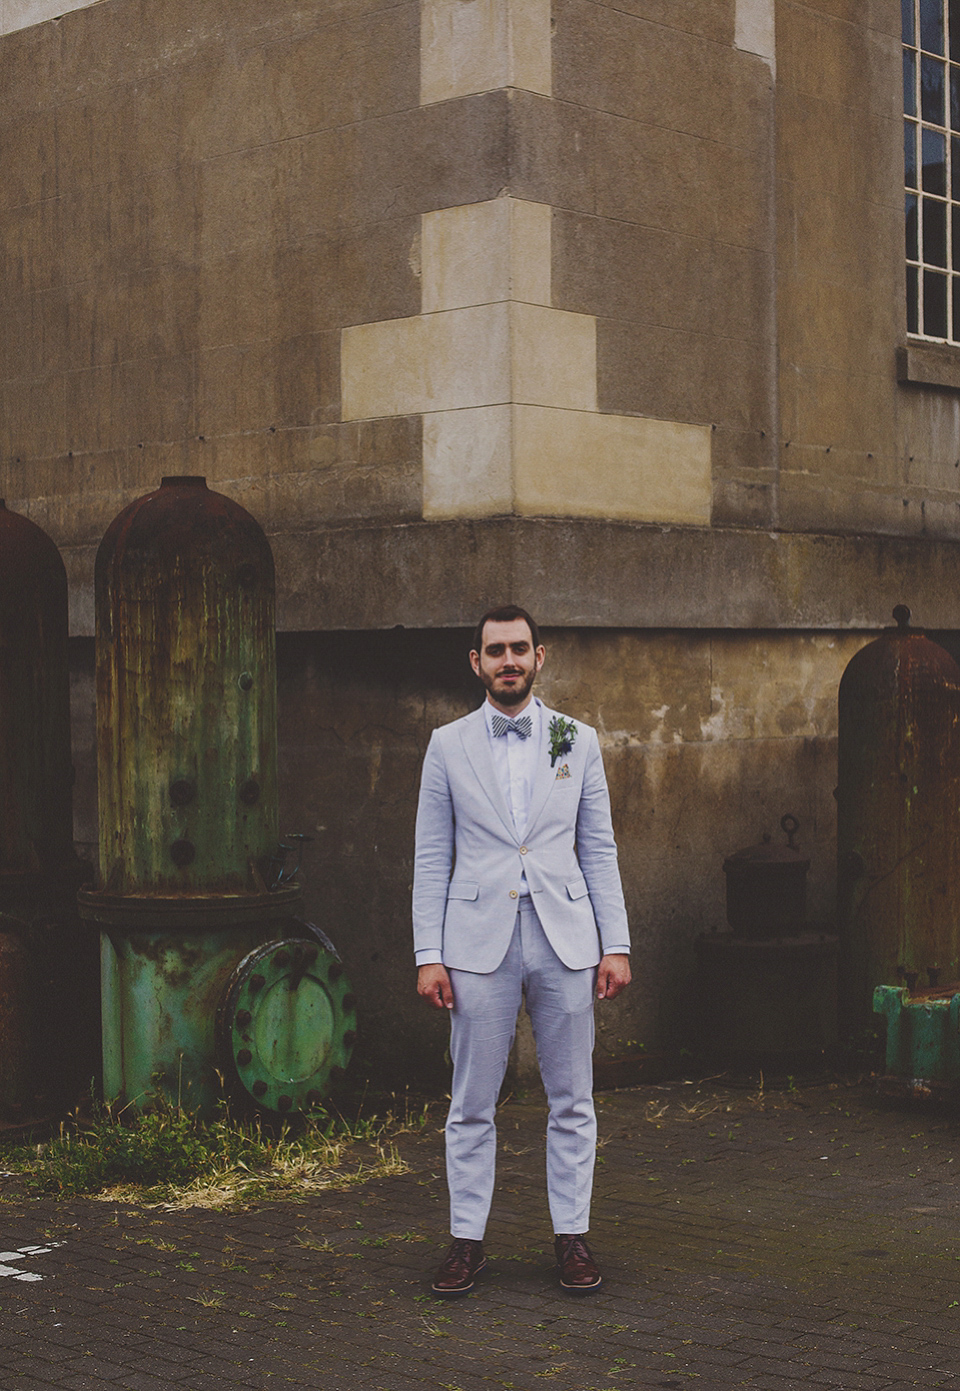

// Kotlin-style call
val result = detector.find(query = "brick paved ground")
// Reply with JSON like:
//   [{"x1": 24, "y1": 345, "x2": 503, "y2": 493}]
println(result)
[{"x1": 0, "y1": 1078, "x2": 959, "y2": 1389}]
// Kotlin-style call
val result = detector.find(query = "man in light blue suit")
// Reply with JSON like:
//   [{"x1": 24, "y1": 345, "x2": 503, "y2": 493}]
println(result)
[{"x1": 414, "y1": 605, "x2": 631, "y2": 1296}]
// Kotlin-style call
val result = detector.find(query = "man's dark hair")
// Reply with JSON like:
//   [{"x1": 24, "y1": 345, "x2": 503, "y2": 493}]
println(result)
[{"x1": 471, "y1": 605, "x2": 541, "y2": 654}]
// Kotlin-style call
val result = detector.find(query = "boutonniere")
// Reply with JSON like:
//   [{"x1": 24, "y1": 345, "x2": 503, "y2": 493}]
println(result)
[{"x1": 548, "y1": 715, "x2": 577, "y2": 768}]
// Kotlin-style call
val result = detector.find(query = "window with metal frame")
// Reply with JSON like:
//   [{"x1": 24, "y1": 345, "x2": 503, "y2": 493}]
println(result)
[{"x1": 903, "y1": 0, "x2": 960, "y2": 341}]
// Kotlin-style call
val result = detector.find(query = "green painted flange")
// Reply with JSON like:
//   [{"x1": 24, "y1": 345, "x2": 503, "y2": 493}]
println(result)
[
  {"x1": 216, "y1": 938, "x2": 356, "y2": 1113},
  {"x1": 874, "y1": 982, "x2": 960, "y2": 1084}
]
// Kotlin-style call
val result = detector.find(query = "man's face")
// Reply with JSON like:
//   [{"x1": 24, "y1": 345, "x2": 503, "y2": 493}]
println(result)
[{"x1": 470, "y1": 618, "x2": 545, "y2": 712}]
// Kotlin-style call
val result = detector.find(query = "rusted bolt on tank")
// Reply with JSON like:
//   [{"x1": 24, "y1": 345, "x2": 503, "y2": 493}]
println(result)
[
  {"x1": 240, "y1": 780, "x2": 260, "y2": 806},
  {"x1": 169, "y1": 779, "x2": 196, "y2": 807}
]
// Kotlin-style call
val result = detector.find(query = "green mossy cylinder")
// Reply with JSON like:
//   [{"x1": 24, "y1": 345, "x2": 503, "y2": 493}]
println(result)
[{"x1": 94, "y1": 476, "x2": 279, "y2": 897}]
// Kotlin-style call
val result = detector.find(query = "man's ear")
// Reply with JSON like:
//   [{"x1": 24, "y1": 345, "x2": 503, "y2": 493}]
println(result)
[
  {"x1": 535, "y1": 645, "x2": 546, "y2": 672},
  {"x1": 469, "y1": 649, "x2": 481, "y2": 676}
]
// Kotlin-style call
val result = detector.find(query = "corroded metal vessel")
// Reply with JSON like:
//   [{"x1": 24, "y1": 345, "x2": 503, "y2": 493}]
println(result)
[
  {"x1": 0, "y1": 501, "x2": 73, "y2": 892},
  {"x1": 80, "y1": 479, "x2": 355, "y2": 1116},
  {"x1": 92, "y1": 475, "x2": 279, "y2": 898},
  {"x1": 0, "y1": 502, "x2": 95, "y2": 1110},
  {"x1": 837, "y1": 606, "x2": 960, "y2": 1023}
]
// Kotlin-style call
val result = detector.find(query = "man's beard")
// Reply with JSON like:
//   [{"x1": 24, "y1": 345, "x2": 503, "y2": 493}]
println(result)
[{"x1": 482, "y1": 667, "x2": 536, "y2": 707}]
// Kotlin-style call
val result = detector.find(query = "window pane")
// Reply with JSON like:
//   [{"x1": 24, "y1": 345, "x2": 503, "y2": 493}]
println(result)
[
  {"x1": 906, "y1": 120, "x2": 919, "y2": 186},
  {"x1": 922, "y1": 54, "x2": 946, "y2": 124},
  {"x1": 953, "y1": 203, "x2": 960, "y2": 265},
  {"x1": 924, "y1": 196, "x2": 948, "y2": 263},
  {"x1": 921, "y1": 0, "x2": 945, "y2": 53},
  {"x1": 905, "y1": 0, "x2": 917, "y2": 44},
  {"x1": 905, "y1": 49, "x2": 918, "y2": 115},
  {"x1": 953, "y1": 276, "x2": 960, "y2": 339},
  {"x1": 923, "y1": 127, "x2": 948, "y2": 191},
  {"x1": 924, "y1": 268, "x2": 948, "y2": 334},
  {"x1": 908, "y1": 265, "x2": 920, "y2": 332},
  {"x1": 952, "y1": 0, "x2": 960, "y2": 59},
  {"x1": 907, "y1": 192, "x2": 920, "y2": 258}
]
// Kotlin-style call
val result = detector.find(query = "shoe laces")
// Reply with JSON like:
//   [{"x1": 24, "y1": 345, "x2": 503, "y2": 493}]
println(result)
[
  {"x1": 449, "y1": 1237, "x2": 480, "y2": 1257},
  {"x1": 558, "y1": 1234, "x2": 590, "y2": 1257}
]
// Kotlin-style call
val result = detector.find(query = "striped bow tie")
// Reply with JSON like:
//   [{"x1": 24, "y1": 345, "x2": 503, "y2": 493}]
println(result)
[{"x1": 491, "y1": 712, "x2": 533, "y2": 739}]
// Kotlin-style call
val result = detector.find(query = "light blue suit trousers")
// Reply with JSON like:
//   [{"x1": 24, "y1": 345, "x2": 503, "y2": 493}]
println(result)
[{"x1": 447, "y1": 898, "x2": 597, "y2": 1240}]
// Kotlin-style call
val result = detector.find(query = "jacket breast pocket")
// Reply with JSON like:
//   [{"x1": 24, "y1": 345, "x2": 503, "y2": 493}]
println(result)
[
  {"x1": 565, "y1": 876, "x2": 589, "y2": 901},
  {"x1": 447, "y1": 880, "x2": 479, "y2": 901}
]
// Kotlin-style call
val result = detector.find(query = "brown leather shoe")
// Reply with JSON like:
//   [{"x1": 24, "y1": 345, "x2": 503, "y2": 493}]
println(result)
[
  {"x1": 555, "y1": 1233, "x2": 602, "y2": 1292},
  {"x1": 431, "y1": 1238, "x2": 487, "y2": 1296}
]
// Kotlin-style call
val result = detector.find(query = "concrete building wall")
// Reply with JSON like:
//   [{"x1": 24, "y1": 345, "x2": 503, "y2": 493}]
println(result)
[
  {"x1": 268, "y1": 625, "x2": 865, "y2": 1082},
  {"x1": 6, "y1": 0, "x2": 960, "y2": 1082},
  {"x1": 1, "y1": 0, "x2": 432, "y2": 629},
  {"x1": 2, "y1": 0, "x2": 958, "y2": 612},
  {"x1": 776, "y1": 0, "x2": 906, "y2": 534},
  {"x1": 549, "y1": 0, "x2": 779, "y2": 529},
  {"x1": 70, "y1": 622, "x2": 864, "y2": 1085}
]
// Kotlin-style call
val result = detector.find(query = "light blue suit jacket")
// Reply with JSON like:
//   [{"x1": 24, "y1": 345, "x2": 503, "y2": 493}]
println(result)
[{"x1": 413, "y1": 701, "x2": 630, "y2": 973}]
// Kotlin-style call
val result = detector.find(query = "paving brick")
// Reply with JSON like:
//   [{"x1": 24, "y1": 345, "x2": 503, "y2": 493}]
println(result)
[{"x1": 8, "y1": 1081, "x2": 960, "y2": 1387}]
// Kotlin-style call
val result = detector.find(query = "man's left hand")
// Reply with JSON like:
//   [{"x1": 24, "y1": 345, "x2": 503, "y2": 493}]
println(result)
[{"x1": 596, "y1": 954, "x2": 631, "y2": 1000}]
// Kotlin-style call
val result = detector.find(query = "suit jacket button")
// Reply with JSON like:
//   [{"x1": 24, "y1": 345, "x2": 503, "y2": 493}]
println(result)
[
  {"x1": 509, "y1": 890, "x2": 518, "y2": 899},
  {"x1": 519, "y1": 846, "x2": 528, "y2": 854}
]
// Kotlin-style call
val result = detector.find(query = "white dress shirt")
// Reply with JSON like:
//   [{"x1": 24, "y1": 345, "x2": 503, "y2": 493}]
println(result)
[{"x1": 484, "y1": 696, "x2": 542, "y2": 893}]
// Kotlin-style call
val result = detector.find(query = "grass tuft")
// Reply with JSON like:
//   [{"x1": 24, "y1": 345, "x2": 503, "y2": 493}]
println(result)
[{"x1": 0, "y1": 1093, "x2": 425, "y2": 1210}]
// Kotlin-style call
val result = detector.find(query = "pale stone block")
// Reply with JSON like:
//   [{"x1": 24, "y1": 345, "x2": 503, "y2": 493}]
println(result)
[
  {"x1": 341, "y1": 304, "x2": 511, "y2": 419},
  {"x1": 342, "y1": 301, "x2": 594, "y2": 419},
  {"x1": 1, "y1": 0, "x2": 99, "y2": 34},
  {"x1": 508, "y1": 199, "x2": 552, "y2": 306},
  {"x1": 507, "y1": 0, "x2": 553, "y2": 98},
  {"x1": 421, "y1": 198, "x2": 551, "y2": 312},
  {"x1": 735, "y1": 0, "x2": 776, "y2": 76},
  {"x1": 512, "y1": 406, "x2": 712, "y2": 525},
  {"x1": 511, "y1": 304, "x2": 596, "y2": 412},
  {"x1": 420, "y1": 0, "x2": 551, "y2": 105},
  {"x1": 423, "y1": 405, "x2": 513, "y2": 517}
]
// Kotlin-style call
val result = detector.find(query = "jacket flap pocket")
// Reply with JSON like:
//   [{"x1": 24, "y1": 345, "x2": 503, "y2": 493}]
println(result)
[
  {"x1": 447, "y1": 880, "x2": 479, "y2": 901},
  {"x1": 566, "y1": 876, "x2": 589, "y2": 901}
]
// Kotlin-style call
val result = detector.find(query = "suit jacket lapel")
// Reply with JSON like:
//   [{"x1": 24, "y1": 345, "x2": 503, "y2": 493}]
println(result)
[
  {"x1": 523, "y1": 702, "x2": 558, "y2": 840},
  {"x1": 459, "y1": 707, "x2": 518, "y2": 842}
]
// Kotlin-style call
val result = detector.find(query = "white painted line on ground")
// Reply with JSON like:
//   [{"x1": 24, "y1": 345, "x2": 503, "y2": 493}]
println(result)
[{"x1": 0, "y1": 1242, "x2": 63, "y2": 1281}]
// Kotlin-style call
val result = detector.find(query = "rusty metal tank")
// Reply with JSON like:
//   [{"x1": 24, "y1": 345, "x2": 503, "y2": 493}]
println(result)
[
  {"x1": 0, "y1": 502, "x2": 95, "y2": 1112},
  {"x1": 79, "y1": 478, "x2": 355, "y2": 1117},
  {"x1": 91, "y1": 475, "x2": 279, "y2": 897},
  {"x1": 0, "y1": 501, "x2": 73, "y2": 893},
  {"x1": 837, "y1": 605, "x2": 960, "y2": 1024}
]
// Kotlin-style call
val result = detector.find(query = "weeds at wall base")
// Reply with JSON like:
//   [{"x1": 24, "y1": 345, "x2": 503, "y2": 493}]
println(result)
[{"x1": 0, "y1": 1090, "x2": 429, "y2": 1209}]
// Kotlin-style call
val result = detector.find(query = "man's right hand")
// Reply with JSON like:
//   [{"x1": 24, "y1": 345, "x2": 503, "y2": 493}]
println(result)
[{"x1": 417, "y1": 963, "x2": 454, "y2": 1010}]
